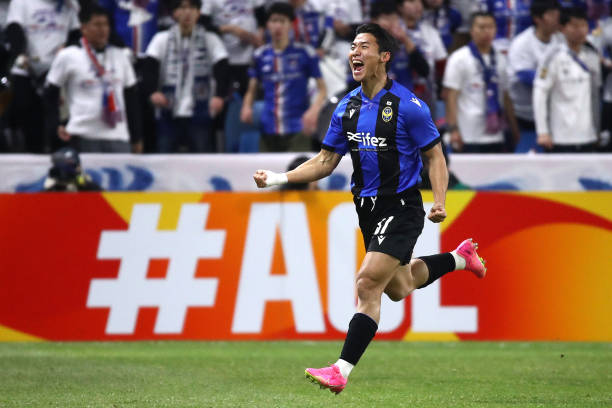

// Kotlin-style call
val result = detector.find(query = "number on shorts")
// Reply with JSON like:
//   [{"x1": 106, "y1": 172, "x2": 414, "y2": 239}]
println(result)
[{"x1": 374, "y1": 216, "x2": 394, "y2": 235}]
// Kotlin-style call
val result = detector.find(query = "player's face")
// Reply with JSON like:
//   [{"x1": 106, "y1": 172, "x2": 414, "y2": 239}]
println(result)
[
  {"x1": 537, "y1": 9, "x2": 561, "y2": 35},
  {"x1": 267, "y1": 14, "x2": 291, "y2": 42},
  {"x1": 81, "y1": 15, "x2": 110, "y2": 49},
  {"x1": 562, "y1": 17, "x2": 588, "y2": 46},
  {"x1": 349, "y1": 33, "x2": 390, "y2": 82},
  {"x1": 470, "y1": 16, "x2": 496, "y2": 47},
  {"x1": 173, "y1": 1, "x2": 200, "y2": 29}
]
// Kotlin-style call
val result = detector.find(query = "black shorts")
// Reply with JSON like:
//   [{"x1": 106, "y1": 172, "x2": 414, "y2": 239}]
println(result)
[{"x1": 354, "y1": 188, "x2": 425, "y2": 264}]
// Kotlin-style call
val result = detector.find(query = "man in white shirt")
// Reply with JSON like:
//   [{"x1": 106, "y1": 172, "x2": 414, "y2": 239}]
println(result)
[
  {"x1": 443, "y1": 11, "x2": 519, "y2": 153},
  {"x1": 44, "y1": 4, "x2": 142, "y2": 153},
  {"x1": 144, "y1": 0, "x2": 230, "y2": 153},
  {"x1": 534, "y1": 7, "x2": 601, "y2": 152},
  {"x1": 507, "y1": 0, "x2": 562, "y2": 152},
  {"x1": 5, "y1": 0, "x2": 80, "y2": 153},
  {"x1": 591, "y1": 10, "x2": 612, "y2": 151}
]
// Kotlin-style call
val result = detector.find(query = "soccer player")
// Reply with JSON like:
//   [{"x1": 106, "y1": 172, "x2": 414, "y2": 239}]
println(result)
[{"x1": 252, "y1": 23, "x2": 487, "y2": 394}]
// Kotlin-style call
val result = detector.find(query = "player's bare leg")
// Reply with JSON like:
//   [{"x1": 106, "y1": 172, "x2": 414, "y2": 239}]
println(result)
[{"x1": 305, "y1": 251, "x2": 400, "y2": 394}]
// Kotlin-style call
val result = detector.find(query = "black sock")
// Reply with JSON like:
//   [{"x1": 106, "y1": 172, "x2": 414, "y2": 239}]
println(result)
[
  {"x1": 339, "y1": 313, "x2": 378, "y2": 365},
  {"x1": 417, "y1": 253, "x2": 456, "y2": 289}
]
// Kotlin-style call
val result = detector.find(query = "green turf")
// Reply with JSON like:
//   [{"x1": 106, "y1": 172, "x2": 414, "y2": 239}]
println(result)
[{"x1": 0, "y1": 341, "x2": 610, "y2": 408}]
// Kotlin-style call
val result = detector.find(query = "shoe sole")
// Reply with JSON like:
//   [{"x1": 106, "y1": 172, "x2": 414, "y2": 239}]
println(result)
[{"x1": 305, "y1": 370, "x2": 344, "y2": 395}]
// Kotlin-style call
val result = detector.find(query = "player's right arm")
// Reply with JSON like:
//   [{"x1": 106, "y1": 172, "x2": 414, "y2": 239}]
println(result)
[{"x1": 253, "y1": 149, "x2": 341, "y2": 188}]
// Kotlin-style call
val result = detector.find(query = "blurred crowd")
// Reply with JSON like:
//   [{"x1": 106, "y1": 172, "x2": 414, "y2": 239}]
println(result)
[{"x1": 0, "y1": 0, "x2": 611, "y2": 155}]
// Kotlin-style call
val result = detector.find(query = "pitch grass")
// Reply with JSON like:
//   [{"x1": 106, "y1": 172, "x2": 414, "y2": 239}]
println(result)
[{"x1": 0, "y1": 342, "x2": 610, "y2": 408}]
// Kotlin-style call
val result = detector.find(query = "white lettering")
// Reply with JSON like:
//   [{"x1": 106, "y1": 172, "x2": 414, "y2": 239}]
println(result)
[
  {"x1": 232, "y1": 203, "x2": 325, "y2": 333},
  {"x1": 88, "y1": 204, "x2": 224, "y2": 334}
]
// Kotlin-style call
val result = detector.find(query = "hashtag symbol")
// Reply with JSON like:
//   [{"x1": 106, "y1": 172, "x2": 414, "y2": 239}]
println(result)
[{"x1": 87, "y1": 203, "x2": 225, "y2": 334}]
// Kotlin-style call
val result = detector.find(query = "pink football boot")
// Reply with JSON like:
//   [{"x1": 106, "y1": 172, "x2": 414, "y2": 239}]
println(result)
[
  {"x1": 305, "y1": 364, "x2": 347, "y2": 394},
  {"x1": 454, "y1": 238, "x2": 487, "y2": 278}
]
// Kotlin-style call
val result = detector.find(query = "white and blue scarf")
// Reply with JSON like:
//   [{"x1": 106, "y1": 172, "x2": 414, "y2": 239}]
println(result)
[{"x1": 161, "y1": 24, "x2": 211, "y2": 119}]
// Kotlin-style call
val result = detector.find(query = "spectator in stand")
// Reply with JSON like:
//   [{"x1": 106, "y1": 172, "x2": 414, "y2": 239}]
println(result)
[
  {"x1": 143, "y1": 0, "x2": 230, "y2": 153},
  {"x1": 98, "y1": 0, "x2": 161, "y2": 153},
  {"x1": 507, "y1": 0, "x2": 562, "y2": 153},
  {"x1": 592, "y1": 5, "x2": 612, "y2": 150},
  {"x1": 559, "y1": 0, "x2": 610, "y2": 27},
  {"x1": 477, "y1": 0, "x2": 533, "y2": 55},
  {"x1": 240, "y1": 2, "x2": 327, "y2": 152},
  {"x1": 423, "y1": 0, "x2": 463, "y2": 51},
  {"x1": 443, "y1": 11, "x2": 519, "y2": 153},
  {"x1": 44, "y1": 4, "x2": 142, "y2": 153},
  {"x1": 290, "y1": 0, "x2": 335, "y2": 57},
  {"x1": 201, "y1": 0, "x2": 263, "y2": 97},
  {"x1": 371, "y1": 0, "x2": 430, "y2": 91},
  {"x1": 398, "y1": 0, "x2": 447, "y2": 117},
  {"x1": 4, "y1": 0, "x2": 80, "y2": 153},
  {"x1": 98, "y1": 0, "x2": 160, "y2": 57},
  {"x1": 534, "y1": 8, "x2": 601, "y2": 152},
  {"x1": 43, "y1": 147, "x2": 102, "y2": 191}
]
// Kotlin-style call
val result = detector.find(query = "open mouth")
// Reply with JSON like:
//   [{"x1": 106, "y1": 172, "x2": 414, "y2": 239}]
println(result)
[{"x1": 352, "y1": 60, "x2": 364, "y2": 73}]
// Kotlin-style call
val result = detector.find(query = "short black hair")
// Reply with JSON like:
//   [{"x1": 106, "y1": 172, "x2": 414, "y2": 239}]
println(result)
[
  {"x1": 560, "y1": 7, "x2": 588, "y2": 25},
  {"x1": 469, "y1": 11, "x2": 496, "y2": 28},
  {"x1": 530, "y1": 0, "x2": 560, "y2": 19},
  {"x1": 78, "y1": 3, "x2": 110, "y2": 24},
  {"x1": 169, "y1": 0, "x2": 202, "y2": 12},
  {"x1": 354, "y1": 23, "x2": 396, "y2": 72},
  {"x1": 371, "y1": 0, "x2": 399, "y2": 19},
  {"x1": 267, "y1": 2, "x2": 295, "y2": 22}
]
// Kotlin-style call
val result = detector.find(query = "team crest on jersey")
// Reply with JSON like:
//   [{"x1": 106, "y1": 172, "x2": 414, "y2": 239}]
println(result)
[{"x1": 382, "y1": 106, "x2": 393, "y2": 122}]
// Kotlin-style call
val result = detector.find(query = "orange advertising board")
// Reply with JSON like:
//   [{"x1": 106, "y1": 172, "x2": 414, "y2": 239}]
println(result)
[{"x1": 0, "y1": 191, "x2": 610, "y2": 341}]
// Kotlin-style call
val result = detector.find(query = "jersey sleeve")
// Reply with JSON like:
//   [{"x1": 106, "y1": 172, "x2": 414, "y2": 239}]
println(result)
[
  {"x1": 442, "y1": 50, "x2": 464, "y2": 90},
  {"x1": 321, "y1": 102, "x2": 348, "y2": 156},
  {"x1": 121, "y1": 50, "x2": 137, "y2": 88},
  {"x1": 46, "y1": 49, "x2": 70, "y2": 87},
  {"x1": 403, "y1": 97, "x2": 440, "y2": 151},
  {"x1": 145, "y1": 32, "x2": 167, "y2": 61},
  {"x1": 533, "y1": 50, "x2": 558, "y2": 135},
  {"x1": 6, "y1": 0, "x2": 26, "y2": 25},
  {"x1": 206, "y1": 32, "x2": 229, "y2": 64}
]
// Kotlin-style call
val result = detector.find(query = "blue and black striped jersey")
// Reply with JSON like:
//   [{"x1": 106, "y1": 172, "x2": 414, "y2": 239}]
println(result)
[{"x1": 322, "y1": 79, "x2": 440, "y2": 197}]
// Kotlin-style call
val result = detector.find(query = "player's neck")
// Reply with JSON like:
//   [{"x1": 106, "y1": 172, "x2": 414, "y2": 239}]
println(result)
[
  {"x1": 535, "y1": 26, "x2": 552, "y2": 43},
  {"x1": 272, "y1": 37, "x2": 290, "y2": 51},
  {"x1": 361, "y1": 72, "x2": 388, "y2": 100}
]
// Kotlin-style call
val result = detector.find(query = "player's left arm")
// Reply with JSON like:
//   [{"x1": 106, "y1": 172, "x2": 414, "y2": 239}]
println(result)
[{"x1": 422, "y1": 142, "x2": 448, "y2": 223}]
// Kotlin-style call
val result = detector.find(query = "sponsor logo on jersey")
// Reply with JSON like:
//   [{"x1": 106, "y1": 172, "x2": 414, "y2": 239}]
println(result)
[{"x1": 346, "y1": 131, "x2": 387, "y2": 147}]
